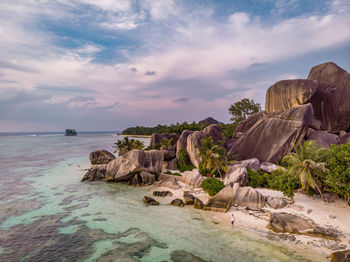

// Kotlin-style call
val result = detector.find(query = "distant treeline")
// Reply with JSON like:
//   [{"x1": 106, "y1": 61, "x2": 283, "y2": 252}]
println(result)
[{"x1": 122, "y1": 121, "x2": 235, "y2": 138}]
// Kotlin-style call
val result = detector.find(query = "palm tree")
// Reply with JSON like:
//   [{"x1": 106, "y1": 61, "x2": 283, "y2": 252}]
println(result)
[
  {"x1": 113, "y1": 137, "x2": 144, "y2": 155},
  {"x1": 159, "y1": 138, "x2": 173, "y2": 149},
  {"x1": 133, "y1": 140, "x2": 145, "y2": 150},
  {"x1": 197, "y1": 136, "x2": 227, "y2": 178},
  {"x1": 282, "y1": 140, "x2": 329, "y2": 201}
]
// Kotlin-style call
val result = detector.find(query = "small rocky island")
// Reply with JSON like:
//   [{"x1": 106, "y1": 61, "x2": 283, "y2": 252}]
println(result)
[
  {"x1": 82, "y1": 62, "x2": 350, "y2": 262},
  {"x1": 65, "y1": 129, "x2": 77, "y2": 136}
]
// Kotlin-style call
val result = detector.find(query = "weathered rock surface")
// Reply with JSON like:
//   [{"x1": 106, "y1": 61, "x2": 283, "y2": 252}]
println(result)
[
  {"x1": 89, "y1": 149, "x2": 116, "y2": 165},
  {"x1": 181, "y1": 169, "x2": 204, "y2": 188},
  {"x1": 330, "y1": 249, "x2": 350, "y2": 262},
  {"x1": 187, "y1": 124, "x2": 223, "y2": 167},
  {"x1": 170, "y1": 250, "x2": 207, "y2": 262},
  {"x1": 235, "y1": 158, "x2": 260, "y2": 171},
  {"x1": 153, "y1": 191, "x2": 173, "y2": 197},
  {"x1": 230, "y1": 104, "x2": 313, "y2": 162},
  {"x1": 158, "y1": 173, "x2": 179, "y2": 182},
  {"x1": 234, "y1": 186, "x2": 266, "y2": 209},
  {"x1": 105, "y1": 150, "x2": 163, "y2": 182},
  {"x1": 153, "y1": 180, "x2": 181, "y2": 190},
  {"x1": 204, "y1": 183, "x2": 266, "y2": 212},
  {"x1": 129, "y1": 171, "x2": 155, "y2": 186},
  {"x1": 307, "y1": 129, "x2": 338, "y2": 148},
  {"x1": 143, "y1": 196, "x2": 159, "y2": 205},
  {"x1": 259, "y1": 162, "x2": 285, "y2": 173},
  {"x1": 161, "y1": 149, "x2": 176, "y2": 161},
  {"x1": 170, "y1": 199, "x2": 185, "y2": 207},
  {"x1": 194, "y1": 197, "x2": 204, "y2": 209},
  {"x1": 183, "y1": 192, "x2": 195, "y2": 205},
  {"x1": 82, "y1": 164, "x2": 107, "y2": 181},
  {"x1": 267, "y1": 197, "x2": 288, "y2": 209},
  {"x1": 339, "y1": 133, "x2": 350, "y2": 145},
  {"x1": 265, "y1": 79, "x2": 318, "y2": 114},
  {"x1": 308, "y1": 62, "x2": 350, "y2": 132},
  {"x1": 186, "y1": 131, "x2": 204, "y2": 168},
  {"x1": 176, "y1": 130, "x2": 193, "y2": 158},
  {"x1": 223, "y1": 165, "x2": 248, "y2": 187},
  {"x1": 233, "y1": 112, "x2": 264, "y2": 137},
  {"x1": 163, "y1": 158, "x2": 178, "y2": 170},
  {"x1": 150, "y1": 133, "x2": 179, "y2": 148},
  {"x1": 267, "y1": 212, "x2": 339, "y2": 239},
  {"x1": 203, "y1": 187, "x2": 235, "y2": 212}
]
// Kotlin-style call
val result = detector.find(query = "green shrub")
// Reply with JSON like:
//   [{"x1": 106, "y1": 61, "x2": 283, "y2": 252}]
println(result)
[
  {"x1": 323, "y1": 143, "x2": 350, "y2": 202},
  {"x1": 201, "y1": 177, "x2": 225, "y2": 196},
  {"x1": 177, "y1": 149, "x2": 195, "y2": 172},
  {"x1": 247, "y1": 168, "x2": 269, "y2": 188},
  {"x1": 267, "y1": 169, "x2": 300, "y2": 199},
  {"x1": 164, "y1": 170, "x2": 172, "y2": 175},
  {"x1": 171, "y1": 172, "x2": 181, "y2": 176},
  {"x1": 247, "y1": 168, "x2": 299, "y2": 199}
]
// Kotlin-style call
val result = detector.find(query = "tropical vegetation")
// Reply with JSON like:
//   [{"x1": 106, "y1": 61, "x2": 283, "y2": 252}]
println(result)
[
  {"x1": 200, "y1": 177, "x2": 225, "y2": 196},
  {"x1": 282, "y1": 140, "x2": 329, "y2": 200},
  {"x1": 197, "y1": 136, "x2": 227, "y2": 178},
  {"x1": 113, "y1": 137, "x2": 145, "y2": 156}
]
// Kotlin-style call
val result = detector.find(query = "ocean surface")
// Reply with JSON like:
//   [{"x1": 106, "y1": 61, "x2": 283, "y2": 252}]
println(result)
[{"x1": 0, "y1": 132, "x2": 327, "y2": 261}]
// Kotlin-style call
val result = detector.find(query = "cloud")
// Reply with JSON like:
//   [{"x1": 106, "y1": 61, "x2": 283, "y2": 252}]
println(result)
[
  {"x1": 145, "y1": 70, "x2": 156, "y2": 76},
  {"x1": 174, "y1": 97, "x2": 189, "y2": 103},
  {"x1": 0, "y1": 0, "x2": 350, "y2": 131}
]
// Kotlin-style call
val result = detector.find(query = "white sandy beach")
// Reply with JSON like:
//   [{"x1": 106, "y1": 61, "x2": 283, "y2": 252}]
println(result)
[{"x1": 151, "y1": 181, "x2": 350, "y2": 259}]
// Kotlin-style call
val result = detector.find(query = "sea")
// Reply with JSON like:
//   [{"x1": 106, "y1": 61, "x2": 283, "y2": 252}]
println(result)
[{"x1": 0, "y1": 132, "x2": 328, "y2": 261}]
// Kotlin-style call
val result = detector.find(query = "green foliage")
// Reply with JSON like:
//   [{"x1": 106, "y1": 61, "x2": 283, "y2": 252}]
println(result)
[
  {"x1": 247, "y1": 168, "x2": 269, "y2": 188},
  {"x1": 159, "y1": 138, "x2": 173, "y2": 149},
  {"x1": 282, "y1": 140, "x2": 328, "y2": 200},
  {"x1": 164, "y1": 170, "x2": 172, "y2": 174},
  {"x1": 322, "y1": 143, "x2": 350, "y2": 202},
  {"x1": 247, "y1": 168, "x2": 299, "y2": 199},
  {"x1": 219, "y1": 123, "x2": 236, "y2": 139},
  {"x1": 113, "y1": 137, "x2": 145, "y2": 156},
  {"x1": 197, "y1": 136, "x2": 227, "y2": 178},
  {"x1": 228, "y1": 98, "x2": 261, "y2": 125},
  {"x1": 201, "y1": 177, "x2": 225, "y2": 196},
  {"x1": 177, "y1": 149, "x2": 195, "y2": 172},
  {"x1": 122, "y1": 121, "x2": 210, "y2": 135},
  {"x1": 171, "y1": 172, "x2": 182, "y2": 176}
]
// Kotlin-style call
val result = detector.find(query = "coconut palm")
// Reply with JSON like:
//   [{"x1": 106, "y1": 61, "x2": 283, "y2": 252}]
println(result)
[
  {"x1": 197, "y1": 136, "x2": 227, "y2": 178},
  {"x1": 113, "y1": 137, "x2": 144, "y2": 155},
  {"x1": 282, "y1": 140, "x2": 329, "y2": 201}
]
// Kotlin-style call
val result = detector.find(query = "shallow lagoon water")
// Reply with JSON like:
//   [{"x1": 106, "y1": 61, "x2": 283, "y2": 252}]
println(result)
[{"x1": 0, "y1": 133, "x2": 328, "y2": 261}]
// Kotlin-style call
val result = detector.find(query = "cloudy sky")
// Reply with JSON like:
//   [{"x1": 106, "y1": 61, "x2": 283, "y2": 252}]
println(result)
[{"x1": 1, "y1": 0, "x2": 350, "y2": 132}]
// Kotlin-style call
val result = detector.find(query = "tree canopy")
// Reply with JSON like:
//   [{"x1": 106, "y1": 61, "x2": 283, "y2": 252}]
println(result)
[{"x1": 228, "y1": 98, "x2": 261, "y2": 125}]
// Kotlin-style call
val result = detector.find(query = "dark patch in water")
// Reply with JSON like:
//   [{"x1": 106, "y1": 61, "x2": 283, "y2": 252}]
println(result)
[
  {"x1": 170, "y1": 250, "x2": 207, "y2": 262},
  {"x1": 93, "y1": 218, "x2": 107, "y2": 222},
  {"x1": 54, "y1": 192, "x2": 64, "y2": 196},
  {"x1": 0, "y1": 198, "x2": 42, "y2": 225},
  {"x1": 81, "y1": 213, "x2": 91, "y2": 217},
  {"x1": 97, "y1": 227, "x2": 167, "y2": 262},
  {"x1": 63, "y1": 203, "x2": 89, "y2": 212},
  {"x1": 64, "y1": 184, "x2": 83, "y2": 193},
  {"x1": 0, "y1": 214, "x2": 167, "y2": 262}
]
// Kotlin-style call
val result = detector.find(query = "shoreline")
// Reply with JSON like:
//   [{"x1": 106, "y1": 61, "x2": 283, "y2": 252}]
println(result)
[
  {"x1": 150, "y1": 181, "x2": 350, "y2": 260},
  {"x1": 115, "y1": 134, "x2": 151, "y2": 138}
]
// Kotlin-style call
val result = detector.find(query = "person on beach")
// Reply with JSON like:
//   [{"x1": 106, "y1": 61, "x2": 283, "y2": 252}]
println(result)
[{"x1": 231, "y1": 214, "x2": 235, "y2": 228}]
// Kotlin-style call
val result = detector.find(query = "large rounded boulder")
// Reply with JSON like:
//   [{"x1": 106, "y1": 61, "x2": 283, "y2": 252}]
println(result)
[
  {"x1": 105, "y1": 150, "x2": 163, "y2": 182},
  {"x1": 176, "y1": 130, "x2": 193, "y2": 158},
  {"x1": 265, "y1": 79, "x2": 318, "y2": 114},
  {"x1": 229, "y1": 104, "x2": 313, "y2": 163},
  {"x1": 307, "y1": 62, "x2": 350, "y2": 132},
  {"x1": 89, "y1": 149, "x2": 116, "y2": 165}
]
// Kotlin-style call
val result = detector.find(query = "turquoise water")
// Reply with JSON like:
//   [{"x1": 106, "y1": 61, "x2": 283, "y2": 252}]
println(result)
[{"x1": 0, "y1": 133, "x2": 327, "y2": 261}]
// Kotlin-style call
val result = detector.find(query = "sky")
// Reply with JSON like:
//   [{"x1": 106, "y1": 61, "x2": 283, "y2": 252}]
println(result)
[{"x1": 1, "y1": 0, "x2": 350, "y2": 132}]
